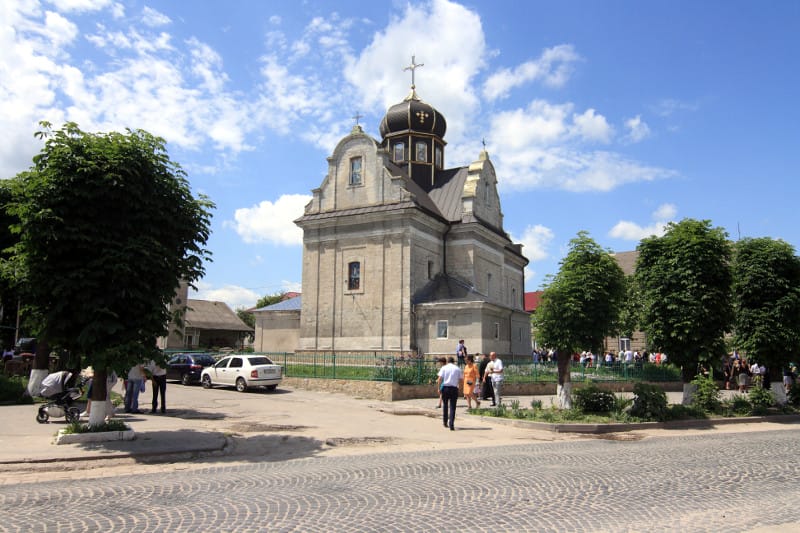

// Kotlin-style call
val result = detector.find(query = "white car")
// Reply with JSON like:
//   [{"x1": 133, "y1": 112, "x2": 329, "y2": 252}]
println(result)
[{"x1": 201, "y1": 355, "x2": 282, "y2": 392}]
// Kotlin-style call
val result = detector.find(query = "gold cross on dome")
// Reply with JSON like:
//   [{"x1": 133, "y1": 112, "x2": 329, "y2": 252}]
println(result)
[
  {"x1": 403, "y1": 55, "x2": 424, "y2": 89},
  {"x1": 416, "y1": 111, "x2": 429, "y2": 124}
]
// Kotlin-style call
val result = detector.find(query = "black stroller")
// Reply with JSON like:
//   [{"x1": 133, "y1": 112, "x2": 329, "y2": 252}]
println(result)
[{"x1": 36, "y1": 371, "x2": 84, "y2": 424}]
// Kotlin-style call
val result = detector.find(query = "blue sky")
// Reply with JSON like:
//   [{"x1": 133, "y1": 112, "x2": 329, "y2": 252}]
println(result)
[{"x1": 3, "y1": 0, "x2": 799, "y2": 310}]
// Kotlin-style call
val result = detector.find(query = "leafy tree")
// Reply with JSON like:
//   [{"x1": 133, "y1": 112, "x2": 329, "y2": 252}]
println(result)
[
  {"x1": 732, "y1": 237, "x2": 800, "y2": 387},
  {"x1": 533, "y1": 231, "x2": 626, "y2": 408},
  {"x1": 236, "y1": 307, "x2": 256, "y2": 342},
  {"x1": 617, "y1": 275, "x2": 642, "y2": 339},
  {"x1": 635, "y1": 219, "x2": 732, "y2": 387},
  {"x1": 255, "y1": 291, "x2": 288, "y2": 309},
  {"x1": 6, "y1": 122, "x2": 213, "y2": 423}
]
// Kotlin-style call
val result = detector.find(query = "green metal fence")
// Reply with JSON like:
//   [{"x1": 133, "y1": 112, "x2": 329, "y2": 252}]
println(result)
[{"x1": 244, "y1": 352, "x2": 682, "y2": 385}]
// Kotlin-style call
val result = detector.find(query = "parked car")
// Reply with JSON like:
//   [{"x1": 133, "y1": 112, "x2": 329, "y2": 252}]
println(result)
[
  {"x1": 201, "y1": 355, "x2": 282, "y2": 392},
  {"x1": 14, "y1": 337, "x2": 36, "y2": 355},
  {"x1": 166, "y1": 353, "x2": 217, "y2": 385}
]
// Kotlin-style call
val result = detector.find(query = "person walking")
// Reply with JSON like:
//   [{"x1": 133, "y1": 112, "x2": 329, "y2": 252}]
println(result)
[
  {"x1": 146, "y1": 360, "x2": 168, "y2": 414},
  {"x1": 455, "y1": 340, "x2": 467, "y2": 367},
  {"x1": 124, "y1": 363, "x2": 146, "y2": 414},
  {"x1": 463, "y1": 354, "x2": 480, "y2": 409},
  {"x1": 488, "y1": 351, "x2": 504, "y2": 406},
  {"x1": 437, "y1": 356, "x2": 463, "y2": 431},
  {"x1": 478, "y1": 352, "x2": 495, "y2": 406}
]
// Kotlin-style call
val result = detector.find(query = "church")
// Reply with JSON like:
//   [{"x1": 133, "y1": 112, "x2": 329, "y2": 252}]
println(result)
[{"x1": 291, "y1": 59, "x2": 531, "y2": 357}]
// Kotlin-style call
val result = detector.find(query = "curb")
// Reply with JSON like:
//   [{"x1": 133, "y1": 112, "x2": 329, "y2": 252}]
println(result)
[
  {"x1": 55, "y1": 428, "x2": 136, "y2": 445},
  {"x1": 472, "y1": 413, "x2": 800, "y2": 433}
]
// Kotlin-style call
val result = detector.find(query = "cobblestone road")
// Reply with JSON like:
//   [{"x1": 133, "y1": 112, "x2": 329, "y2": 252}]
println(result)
[{"x1": 2, "y1": 428, "x2": 799, "y2": 532}]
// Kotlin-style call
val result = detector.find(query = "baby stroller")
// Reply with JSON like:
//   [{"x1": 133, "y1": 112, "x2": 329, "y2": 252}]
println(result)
[{"x1": 36, "y1": 371, "x2": 84, "y2": 424}]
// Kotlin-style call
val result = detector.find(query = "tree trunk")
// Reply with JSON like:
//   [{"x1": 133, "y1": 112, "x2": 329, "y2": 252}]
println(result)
[
  {"x1": 556, "y1": 350, "x2": 572, "y2": 409},
  {"x1": 87, "y1": 368, "x2": 110, "y2": 427},
  {"x1": 25, "y1": 340, "x2": 51, "y2": 397},
  {"x1": 771, "y1": 382, "x2": 787, "y2": 406},
  {"x1": 680, "y1": 365, "x2": 696, "y2": 405}
]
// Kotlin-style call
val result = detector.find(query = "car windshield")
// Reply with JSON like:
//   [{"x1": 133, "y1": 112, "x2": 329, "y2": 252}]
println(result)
[
  {"x1": 248, "y1": 357, "x2": 273, "y2": 365},
  {"x1": 194, "y1": 355, "x2": 216, "y2": 366}
]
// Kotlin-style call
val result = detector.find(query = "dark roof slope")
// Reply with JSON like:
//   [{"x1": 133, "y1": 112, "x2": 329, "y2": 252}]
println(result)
[
  {"x1": 412, "y1": 274, "x2": 486, "y2": 305},
  {"x1": 186, "y1": 300, "x2": 253, "y2": 331},
  {"x1": 428, "y1": 167, "x2": 468, "y2": 222}
]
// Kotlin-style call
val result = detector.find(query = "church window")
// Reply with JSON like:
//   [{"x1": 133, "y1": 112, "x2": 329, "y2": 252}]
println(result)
[
  {"x1": 494, "y1": 322, "x2": 500, "y2": 340},
  {"x1": 437, "y1": 320, "x2": 448, "y2": 339},
  {"x1": 427, "y1": 260, "x2": 434, "y2": 280},
  {"x1": 487, "y1": 272, "x2": 492, "y2": 295},
  {"x1": 435, "y1": 146, "x2": 442, "y2": 169},
  {"x1": 512, "y1": 288, "x2": 517, "y2": 307},
  {"x1": 416, "y1": 141, "x2": 427, "y2": 162},
  {"x1": 347, "y1": 261, "x2": 360, "y2": 290},
  {"x1": 349, "y1": 157, "x2": 362, "y2": 186},
  {"x1": 393, "y1": 142, "x2": 404, "y2": 162}
]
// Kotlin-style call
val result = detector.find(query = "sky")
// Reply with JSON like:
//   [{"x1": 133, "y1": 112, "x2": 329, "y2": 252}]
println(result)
[{"x1": 2, "y1": 0, "x2": 799, "y2": 311}]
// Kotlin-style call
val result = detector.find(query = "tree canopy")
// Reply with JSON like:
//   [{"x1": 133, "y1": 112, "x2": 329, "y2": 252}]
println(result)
[
  {"x1": 635, "y1": 218, "x2": 732, "y2": 380},
  {"x1": 6, "y1": 122, "x2": 214, "y2": 373},
  {"x1": 534, "y1": 231, "x2": 626, "y2": 355},
  {"x1": 732, "y1": 237, "x2": 800, "y2": 376}
]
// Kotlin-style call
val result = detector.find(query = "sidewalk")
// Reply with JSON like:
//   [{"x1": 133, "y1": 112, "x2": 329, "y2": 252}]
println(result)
[{"x1": 1, "y1": 384, "x2": 796, "y2": 470}]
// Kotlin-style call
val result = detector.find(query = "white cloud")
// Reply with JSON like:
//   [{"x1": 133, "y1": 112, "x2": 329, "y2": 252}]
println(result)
[
  {"x1": 344, "y1": 0, "x2": 486, "y2": 146},
  {"x1": 653, "y1": 98, "x2": 699, "y2": 117},
  {"x1": 571, "y1": 108, "x2": 612, "y2": 143},
  {"x1": 609, "y1": 203, "x2": 677, "y2": 241},
  {"x1": 191, "y1": 282, "x2": 261, "y2": 311},
  {"x1": 281, "y1": 280, "x2": 302, "y2": 293},
  {"x1": 624, "y1": 115, "x2": 650, "y2": 143},
  {"x1": 226, "y1": 194, "x2": 312, "y2": 245},
  {"x1": 513, "y1": 224, "x2": 554, "y2": 262},
  {"x1": 47, "y1": 0, "x2": 114, "y2": 13},
  {"x1": 141, "y1": 6, "x2": 170, "y2": 27},
  {"x1": 483, "y1": 44, "x2": 580, "y2": 100}
]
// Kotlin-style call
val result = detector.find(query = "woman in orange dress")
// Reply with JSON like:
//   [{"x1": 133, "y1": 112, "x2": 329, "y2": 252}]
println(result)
[{"x1": 463, "y1": 354, "x2": 481, "y2": 409}]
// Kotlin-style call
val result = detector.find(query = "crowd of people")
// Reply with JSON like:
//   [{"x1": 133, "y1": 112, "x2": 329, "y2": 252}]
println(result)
[{"x1": 435, "y1": 350, "x2": 504, "y2": 431}]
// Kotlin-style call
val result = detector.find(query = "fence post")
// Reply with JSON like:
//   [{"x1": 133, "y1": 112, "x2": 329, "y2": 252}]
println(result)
[{"x1": 332, "y1": 352, "x2": 336, "y2": 379}]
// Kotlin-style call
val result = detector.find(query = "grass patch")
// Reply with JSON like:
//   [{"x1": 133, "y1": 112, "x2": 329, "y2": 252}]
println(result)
[
  {"x1": 62, "y1": 419, "x2": 129, "y2": 434},
  {"x1": 0, "y1": 375, "x2": 33, "y2": 404}
]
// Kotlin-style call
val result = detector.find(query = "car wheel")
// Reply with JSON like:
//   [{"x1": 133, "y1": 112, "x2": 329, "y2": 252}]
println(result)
[
  {"x1": 266, "y1": 385, "x2": 277, "y2": 391},
  {"x1": 201, "y1": 375, "x2": 212, "y2": 389},
  {"x1": 181, "y1": 373, "x2": 191, "y2": 386},
  {"x1": 235, "y1": 377, "x2": 247, "y2": 393}
]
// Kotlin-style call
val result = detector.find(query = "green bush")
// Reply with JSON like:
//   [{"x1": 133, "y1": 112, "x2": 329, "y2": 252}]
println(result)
[
  {"x1": 530, "y1": 399, "x2": 543, "y2": 410},
  {"x1": 639, "y1": 363, "x2": 681, "y2": 382},
  {"x1": 666, "y1": 403, "x2": 705, "y2": 420},
  {"x1": 690, "y1": 374, "x2": 721, "y2": 413},
  {"x1": 723, "y1": 394, "x2": 752, "y2": 416},
  {"x1": 748, "y1": 386, "x2": 774, "y2": 415},
  {"x1": 573, "y1": 384, "x2": 617, "y2": 413},
  {"x1": 0, "y1": 375, "x2": 32, "y2": 404},
  {"x1": 788, "y1": 383, "x2": 800, "y2": 407},
  {"x1": 630, "y1": 382, "x2": 668, "y2": 421},
  {"x1": 63, "y1": 419, "x2": 129, "y2": 434}
]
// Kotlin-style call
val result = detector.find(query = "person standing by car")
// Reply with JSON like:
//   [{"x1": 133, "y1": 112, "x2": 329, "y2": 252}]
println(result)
[
  {"x1": 146, "y1": 360, "x2": 167, "y2": 414},
  {"x1": 437, "y1": 356, "x2": 463, "y2": 431},
  {"x1": 124, "y1": 363, "x2": 146, "y2": 414}
]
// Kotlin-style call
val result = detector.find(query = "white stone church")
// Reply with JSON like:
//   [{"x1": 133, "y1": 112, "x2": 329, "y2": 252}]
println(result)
[{"x1": 284, "y1": 69, "x2": 531, "y2": 357}]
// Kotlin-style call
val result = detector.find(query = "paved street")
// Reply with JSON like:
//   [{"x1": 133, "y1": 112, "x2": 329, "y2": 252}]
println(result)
[{"x1": 2, "y1": 428, "x2": 799, "y2": 532}]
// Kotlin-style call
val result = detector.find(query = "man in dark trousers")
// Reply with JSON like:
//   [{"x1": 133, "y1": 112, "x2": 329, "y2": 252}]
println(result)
[
  {"x1": 478, "y1": 352, "x2": 495, "y2": 405},
  {"x1": 437, "y1": 356, "x2": 463, "y2": 430}
]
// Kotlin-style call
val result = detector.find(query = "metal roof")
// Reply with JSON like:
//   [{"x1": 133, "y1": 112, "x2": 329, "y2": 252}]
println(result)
[{"x1": 252, "y1": 295, "x2": 302, "y2": 312}]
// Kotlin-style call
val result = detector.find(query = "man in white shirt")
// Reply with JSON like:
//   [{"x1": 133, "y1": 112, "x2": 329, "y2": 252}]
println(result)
[
  {"x1": 488, "y1": 351, "x2": 504, "y2": 406},
  {"x1": 437, "y1": 357, "x2": 463, "y2": 430}
]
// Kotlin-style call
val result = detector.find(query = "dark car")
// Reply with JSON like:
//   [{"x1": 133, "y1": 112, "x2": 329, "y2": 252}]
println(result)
[
  {"x1": 166, "y1": 353, "x2": 217, "y2": 385},
  {"x1": 14, "y1": 337, "x2": 36, "y2": 355}
]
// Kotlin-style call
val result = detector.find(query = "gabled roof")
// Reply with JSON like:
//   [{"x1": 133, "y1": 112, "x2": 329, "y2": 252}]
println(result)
[
  {"x1": 253, "y1": 295, "x2": 302, "y2": 312},
  {"x1": 612, "y1": 250, "x2": 639, "y2": 275},
  {"x1": 185, "y1": 299, "x2": 253, "y2": 331},
  {"x1": 524, "y1": 291, "x2": 544, "y2": 312}
]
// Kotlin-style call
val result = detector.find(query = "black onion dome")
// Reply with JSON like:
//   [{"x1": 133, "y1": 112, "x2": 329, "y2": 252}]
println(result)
[{"x1": 379, "y1": 96, "x2": 447, "y2": 139}]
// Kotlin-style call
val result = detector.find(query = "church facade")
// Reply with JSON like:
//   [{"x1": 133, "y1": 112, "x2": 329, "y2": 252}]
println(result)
[{"x1": 294, "y1": 71, "x2": 531, "y2": 356}]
